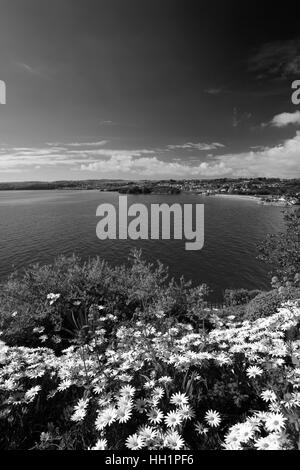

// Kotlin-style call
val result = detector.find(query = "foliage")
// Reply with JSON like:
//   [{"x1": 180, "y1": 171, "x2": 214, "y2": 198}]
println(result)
[
  {"x1": 259, "y1": 208, "x2": 300, "y2": 280},
  {"x1": 0, "y1": 252, "x2": 300, "y2": 450},
  {"x1": 224, "y1": 289, "x2": 261, "y2": 307},
  {"x1": 243, "y1": 290, "x2": 284, "y2": 321},
  {"x1": 0, "y1": 251, "x2": 209, "y2": 351}
]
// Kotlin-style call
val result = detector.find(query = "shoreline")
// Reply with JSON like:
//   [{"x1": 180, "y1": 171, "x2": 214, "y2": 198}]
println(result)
[
  {"x1": 199, "y1": 193, "x2": 297, "y2": 207},
  {"x1": 199, "y1": 193, "x2": 260, "y2": 202}
]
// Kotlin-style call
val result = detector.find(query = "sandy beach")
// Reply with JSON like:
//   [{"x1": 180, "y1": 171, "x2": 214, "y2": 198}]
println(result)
[
  {"x1": 208, "y1": 193, "x2": 293, "y2": 207},
  {"x1": 201, "y1": 193, "x2": 260, "y2": 202}
]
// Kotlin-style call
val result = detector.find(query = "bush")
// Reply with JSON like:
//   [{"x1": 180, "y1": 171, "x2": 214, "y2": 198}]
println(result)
[
  {"x1": 243, "y1": 287, "x2": 300, "y2": 321},
  {"x1": 224, "y1": 289, "x2": 261, "y2": 306},
  {"x1": 0, "y1": 251, "x2": 210, "y2": 351},
  {"x1": 259, "y1": 208, "x2": 300, "y2": 280},
  {"x1": 243, "y1": 290, "x2": 282, "y2": 321}
]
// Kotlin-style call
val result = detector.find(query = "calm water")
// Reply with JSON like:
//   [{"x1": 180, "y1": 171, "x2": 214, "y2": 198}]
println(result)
[{"x1": 0, "y1": 190, "x2": 285, "y2": 300}]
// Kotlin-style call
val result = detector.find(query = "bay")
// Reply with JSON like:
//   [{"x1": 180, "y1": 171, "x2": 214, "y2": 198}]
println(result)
[{"x1": 0, "y1": 190, "x2": 285, "y2": 300}]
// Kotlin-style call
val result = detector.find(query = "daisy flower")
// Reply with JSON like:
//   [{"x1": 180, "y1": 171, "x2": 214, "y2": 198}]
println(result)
[
  {"x1": 195, "y1": 421, "x2": 209, "y2": 435},
  {"x1": 236, "y1": 422, "x2": 255, "y2": 443},
  {"x1": 125, "y1": 434, "x2": 145, "y2": 450},
  {"x1": 47, "y1": 293, "x2": 61, "y2": 305},
  {"x1": 261, "y1": 390, "x2": 277, "y2": 402},
  {"x1": 224, "y1": 431, "x2": 242, "y2": 447},
  {"x1": 164, "y1": 410, "x2": 183, "y2": 428},
  {"x1": 3, "y1": 378, "x2": 17, "y2": 391},
  {"x1": 95, "y1": 414, "x2": 106, "y2": 431},
  {"x1": 24, "y1": 385, "x2": 41, "y2": 402},
  {"x1": 158, "y1": 376, "x2": 172, "y2": 384},
  {"x1": 93, "y1": 384, "x2": 105, "y2": 395},
  {"x1": 144, "y1": 380, "x2": 156, "y2": 390},
  {"x1": 147, "y1": 408, "x2": 164, "y2": 424},
  {"x1": 268, "y1": 402, "x2": 281, "y2": 413},
  {"x1": 98, "y1": 394, "x2": 112, "y2": 408},
  {"x1": 254, "y1": 411, "x2": 268, "y2": 421},
  {"x1": 101, "y1": 406, "x2": 117, "y2": 426},
  {"x1": 134, "y1": 398, "x2": 147, "y2": 414},
  {"x1": 223, "y1": 441, "x2": 243, "y2": 450},
  {"x1": 71, "y1": 398, "x2": 89, "y2": 422},
  {"x1": 120, "y1": 385, "x2": 135, "y2": 399},
  {"x1": 52, "y1": 335, "x2": 61, "y2": 344},
  {"x1": 91, "y1": 438, "x2": 107, "y2": 450},
  {"x1": 39, "y1": 335, "x2": 48, "y2": 343},
  {"x1": 170, "y1": 392, "x2": 189, "y2": 407},
  {"x1": 58, "y1": 379, "x2": 72, "y2": 392},
  {"x1": 246, "y1": 365, "x2": 263, "y2": 379},
  {"x1": 265, "y1": 413, "x2": 286, "y2": 433},
  {"x1": 117, "y1": 396, "x2": 133, "y2": 409},
  {"x1": 164, "y1": 431, "x2": 185, "y2": 450},
  {"x1": 254, "y1": 434, "x2": 281, "y2": 450},
  {"x1": 204, "y1": 410, "x2": 221, "y2": 428},
  {"x1": 33, "y1": 326, "x2": 45, "y2": 334},
  {"x1": 152, "y1": 387, "x2": 165, "y2": 400},
  {"x1": 118, "y1": 374, "x2": 132, "y2": 382},
  {"x1": 116, "y1": 406, "x2": 132, "y2": 423},
  {"x1": 138, "y1": 425, "x2": 158, "y2": 441},
  {"x1": 179, "y1": 405, "x2": 195, "y2": 421},
  {"x1": 151, "y1": 398, "x2": 162, "y2": 409}
]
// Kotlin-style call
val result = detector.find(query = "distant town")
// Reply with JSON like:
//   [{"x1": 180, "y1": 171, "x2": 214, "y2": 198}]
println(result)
[{"x1": 0, "y1": 178, "x2": 300, "y2": 206}]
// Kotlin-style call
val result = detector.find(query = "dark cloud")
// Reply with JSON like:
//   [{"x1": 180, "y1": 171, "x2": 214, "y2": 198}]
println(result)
[{"x1": 248, "y1": 39, "x2": 300, "y2": 78}]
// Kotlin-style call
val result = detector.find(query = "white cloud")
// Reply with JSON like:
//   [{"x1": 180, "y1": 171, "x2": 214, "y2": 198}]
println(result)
[
  {"x1": 80, "y1": 132, "x2": 300, "y2": 178},
  {"x1": 0, "y1": 145, "x2": 155, "y2": 172},
  {"x1": 167, "y1": 142, "x2": 225, "y2": 151},
  {"x1": 67, "y1": 149, "x2": 155, "y2": 157},
  {"x1": 80, "y1": 154, "x2": 231, "y2": 178},
  {"x1": 46, "y1": 141, "x2": 109, "y2": 147},
  {"x1": 212, "y1": 131, "x2": 300, "y2": 178},
  {"x1": 270, "y1": 111, "x2": 300, "y2": 127},
  {"x1": 1, "y1": 134, "x2": 300, "y2": 179}
]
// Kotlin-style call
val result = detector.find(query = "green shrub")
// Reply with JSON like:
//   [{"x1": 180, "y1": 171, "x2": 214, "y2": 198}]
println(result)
[
  {"x1": 0, "y1": 250, "x2": 210, "y2": 350},
  {"x1": 243, "y1": 287, "x2": 300, "y2": 321},
  {"x1": 224, "y1": 288, "x2": 261, "y2": 306}
]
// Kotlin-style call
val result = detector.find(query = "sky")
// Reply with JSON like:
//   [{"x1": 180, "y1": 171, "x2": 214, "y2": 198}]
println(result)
[{"x1": 0, "y1": 0, "x2": 300, "y2": 181}]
